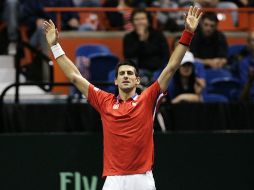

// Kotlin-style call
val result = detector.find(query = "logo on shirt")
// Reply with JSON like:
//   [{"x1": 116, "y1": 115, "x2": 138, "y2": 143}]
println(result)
[
  {"x1": 113, "y1": 103, "x2": 119, "y2": 110},
  {"x1": 132, "y1": 102, "x2": 137, "y2": 107}
]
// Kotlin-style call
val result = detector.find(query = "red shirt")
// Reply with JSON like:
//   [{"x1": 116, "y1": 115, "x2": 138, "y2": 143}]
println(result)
[{"x1": 88, "y1": 81, "x2": 164, "y2": 177}]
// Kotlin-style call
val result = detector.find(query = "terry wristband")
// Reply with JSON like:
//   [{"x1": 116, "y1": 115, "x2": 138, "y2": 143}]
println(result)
[
  {"x1": 179, "y1": 30, "x2": 194, "y2": 47},
  {"x1": 51, "y1": 43, "x2": 65, "y2": 59}
]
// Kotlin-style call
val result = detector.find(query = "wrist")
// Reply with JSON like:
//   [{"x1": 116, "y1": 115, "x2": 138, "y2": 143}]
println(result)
[
  {"x1": 51, "y1": 43, "x2": 65, "y2": 59},
  {"x1": 179, "y1": 30, "x2": 194, "y2": 47},
  {"x1": 50, "y1": 41, "x2": 57, "y2": 47}
]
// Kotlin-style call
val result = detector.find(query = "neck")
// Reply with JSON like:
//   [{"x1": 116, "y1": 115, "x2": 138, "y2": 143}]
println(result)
[
  {"x1": 118, "y1": 88, "x2": 136, "y2": 101},
  {"x1": 181, "y1": 76, "x2": 189, "y2": 82}
]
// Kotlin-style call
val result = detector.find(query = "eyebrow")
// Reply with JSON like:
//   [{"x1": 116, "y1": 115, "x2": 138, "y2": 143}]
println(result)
[{"x1": 119, "y1": 70, "x2": 135, "y2": 74}]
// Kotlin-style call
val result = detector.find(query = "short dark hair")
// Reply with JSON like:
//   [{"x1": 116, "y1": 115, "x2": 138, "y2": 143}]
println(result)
[
  {"x1": 130, "y1": 8, "x2": 152, "y2": 24},
  {"x1": 201, "y1": 12, "x2": 219, "y2": 23},
  {"x1": 115, "y1": 59, "x2": 139, "y2": 78}
]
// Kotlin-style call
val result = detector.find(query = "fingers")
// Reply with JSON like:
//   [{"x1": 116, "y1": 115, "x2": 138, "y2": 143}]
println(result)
[
  {"x1": 188, "y1": 6, "x2": 193, "y2": 17},
  {"x1": 188, "y1": 6, "x2": 203, "y2": 19},
  {"x1": 43, "y1": 21, "x2": 51, "y2": 33},
  {"x1": 43, "y1": 19, "x2": 56, "y2": 33},
  {"x1": 194, "y1": 6, "x2": 199, "y2": 17},
  {"x1": 183, "y1": 12, "x2": 188, "y2": 22},
  {"x1": 197, "y1": 11, "x2": 203, "y2": 21},
  {"x1": 49, "y1": 19, "x2": 55, "y2": 28},
  {"x1": 194, "y1": 7, "x2": 203, "y2": 20}
]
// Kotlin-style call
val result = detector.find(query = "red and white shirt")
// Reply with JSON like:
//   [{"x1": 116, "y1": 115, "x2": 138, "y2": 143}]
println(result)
[{"x1": 88, "y1": 81, "x2": 164, "y2": 177}]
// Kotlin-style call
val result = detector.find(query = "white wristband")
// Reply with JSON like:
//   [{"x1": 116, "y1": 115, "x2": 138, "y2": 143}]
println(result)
[{"x1": 51, "y1": 43, "x2": 65, "y2": 59}]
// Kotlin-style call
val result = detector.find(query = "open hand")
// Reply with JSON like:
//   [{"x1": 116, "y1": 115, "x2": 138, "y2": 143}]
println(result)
[
  {"x1": 185, "y1": 6, "x2": 203, "y2": 32},
  {"x1": 43, "y1": 20, "x2": 59, "y2": 47}
]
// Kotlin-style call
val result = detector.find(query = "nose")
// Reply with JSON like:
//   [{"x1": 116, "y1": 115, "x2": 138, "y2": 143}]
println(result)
[{"x1": 123, "y1": 75, "x2": 128, "y2": 79}]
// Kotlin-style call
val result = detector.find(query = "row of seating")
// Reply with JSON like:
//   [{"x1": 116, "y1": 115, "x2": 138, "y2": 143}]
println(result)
[{"x1": 74, "y1": 44, "x2": 249, "y2": 103}]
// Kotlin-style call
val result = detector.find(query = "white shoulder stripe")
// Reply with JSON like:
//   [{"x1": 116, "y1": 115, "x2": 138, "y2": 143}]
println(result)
[
  {"x1": 153, "y1": 93, "x2": 165, "y2": 120},
  {"x1": 133, "y1": 94, "x2": 139, "y2": 101}
]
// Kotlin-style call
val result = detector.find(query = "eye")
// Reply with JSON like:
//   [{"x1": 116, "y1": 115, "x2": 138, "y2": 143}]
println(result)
[
  {"x1": 119, "y1": 71, "x2": 125, "y2": 75},
  {"x1": 127, "y1": 71, "x2": 134, "y2": 75}
]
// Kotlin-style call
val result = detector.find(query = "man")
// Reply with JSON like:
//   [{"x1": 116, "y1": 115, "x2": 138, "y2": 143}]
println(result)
[
  {"x1": 43, "y1": 6, "x2": 202, "y2": 190},
  {"x1": 190, "y1": 12, "x2": 228, "y2": 69}
]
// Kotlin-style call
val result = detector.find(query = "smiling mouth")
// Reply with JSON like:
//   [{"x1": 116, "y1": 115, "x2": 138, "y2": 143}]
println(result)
[{"x1": 122, "y1": 81, "x2": 130, "y2": 84}]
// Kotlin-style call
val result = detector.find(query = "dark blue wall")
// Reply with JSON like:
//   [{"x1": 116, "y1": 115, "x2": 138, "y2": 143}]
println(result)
[{"x1": 0, "y1": 133, "x2": 253, "y2": 190}]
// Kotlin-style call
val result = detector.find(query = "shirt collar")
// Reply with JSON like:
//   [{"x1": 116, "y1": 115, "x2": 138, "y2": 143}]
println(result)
[{"x1": 116, "y1": 93, "x2": 138, "y2": 102}]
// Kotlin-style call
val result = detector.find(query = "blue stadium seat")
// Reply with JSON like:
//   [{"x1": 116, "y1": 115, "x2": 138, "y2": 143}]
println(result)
[
  {"x1": 205, "y1": 68, "x2": 233, "y2": 84},
  {"x1": 89, "y1": 53, "x2": 119, "y2": 82},
  {"x1": 76, "y1": 44, "x2": 111, "y2": 57},
  {"x1": 71, "y1": 45, "x2": 116, "y2": 96},
  {"x1": 208, "y1": 77, "x2": 240, "y2": 100},
  {"x1": 107, "y1": 70, "x2": 116, "y2": 93},
  {"x1": 203, "y1": 93, "x2": 229, "y2": 103},
  {"x1": 152, "y1": 70, "x2": 162, "y2": 80},
  {"x1": 228, "y1": 44, "x2": 246, "y2": 57}
]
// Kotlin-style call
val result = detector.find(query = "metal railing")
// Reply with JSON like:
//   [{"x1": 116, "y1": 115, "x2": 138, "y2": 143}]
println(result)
[
  {"x1": 11, "y1": 41, "x2": 54, "y2": 103},
  {"x1": 43, "y1": 7, "x2": 254, "y2": 31},
  {"x1": 0, "y1": 81, "x2": 114, "y2": 104}
]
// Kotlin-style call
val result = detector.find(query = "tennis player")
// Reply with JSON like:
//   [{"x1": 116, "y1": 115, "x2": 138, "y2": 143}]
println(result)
[{"x1": 43, "y1": 6, "x2": 202, "y2": 190}]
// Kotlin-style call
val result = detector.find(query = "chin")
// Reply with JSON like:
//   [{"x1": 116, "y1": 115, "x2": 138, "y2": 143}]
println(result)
[{"x1": 120, "y1": 86, "x2": 134, "y2": 93}]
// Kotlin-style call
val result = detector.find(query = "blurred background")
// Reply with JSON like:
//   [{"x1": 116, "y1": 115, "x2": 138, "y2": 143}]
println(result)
[{"x1": 0, "y1": 0, "x2": 254, "y2": 190}]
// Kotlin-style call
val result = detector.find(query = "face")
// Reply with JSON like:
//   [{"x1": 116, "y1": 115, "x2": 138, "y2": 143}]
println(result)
[
  {"x1": 248, "y1": 31, "x2": 254, "y2": 53},
  {"x1": 133, "y1": 12, "x2": 149, "y2": 30},
  {"x1": 115, "y1": 65, "x2": 140, "y2": 93},
  {"x1": 179, "y1": 63, "x2": 193, "y2": 77},
  {"x1": 201, "y1": 18, "x2": 217, "y2": 37}
]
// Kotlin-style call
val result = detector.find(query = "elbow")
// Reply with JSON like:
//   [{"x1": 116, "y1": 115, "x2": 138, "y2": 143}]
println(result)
[
  {"x1": 69, "y1": 72, "x2": 80, "y2": 84},
  {"x1": 167, "y1": 65, "x2": 178, "y2": 75}
]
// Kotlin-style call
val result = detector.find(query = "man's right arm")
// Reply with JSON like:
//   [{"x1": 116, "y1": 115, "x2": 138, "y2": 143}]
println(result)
[
  {"x1": 43, "y1": 20, "x2": 90, "y2": 97},
  {"x1": 55, "y1": 55, "x2": 90, "y2": 97}
]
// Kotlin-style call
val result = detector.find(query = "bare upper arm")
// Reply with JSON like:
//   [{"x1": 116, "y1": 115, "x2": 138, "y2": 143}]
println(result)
[{"x1": 157, "y1": 68, "x2": 175, "y2": 92}]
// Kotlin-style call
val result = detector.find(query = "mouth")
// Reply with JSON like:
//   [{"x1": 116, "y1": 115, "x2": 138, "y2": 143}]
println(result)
[{"x1": 122, "y1": 81, "x2": 130, "y2": 84}]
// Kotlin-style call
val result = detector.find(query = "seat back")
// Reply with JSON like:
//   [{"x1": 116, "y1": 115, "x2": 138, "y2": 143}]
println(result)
[
  {"x1": 228, "y1": 44, "x2": 246, "y2": 58},
  {"x1": 208, "y1": 77, "x2": 240, "y2": 100},
  {"x1": 90, "y1": 53, "x2": 119, "y2": 82},
  {"x1": 205, "y1": 68, "x2": 233, "y2": 84},
  {"x1": 106, "y1": 69, "x2": 117, "y2": 93},
  {"x1": 76, "y1": 44, "x2": 111, "y2": 57}
]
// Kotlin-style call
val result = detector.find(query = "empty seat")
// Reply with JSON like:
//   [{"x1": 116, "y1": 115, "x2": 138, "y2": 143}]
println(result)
[
  {"x1": 228, "y1": 44, "x2": 246, "y2": 58},
  {"x1": 76, "y1": 44, "x2": 111, "y2": 57},
  {"x1": 205, "y1": 68, "x2": 233, "y2": 84},
  {"x1": 208, "y1": 77, "x2": 240, "y2": 100},
  {"x1": 90, "y1": 53, "x2": 119, "y2": 81}
]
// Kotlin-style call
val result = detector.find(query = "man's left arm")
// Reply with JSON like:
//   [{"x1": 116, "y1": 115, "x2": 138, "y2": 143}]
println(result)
[{"x1": 158, "y1": 6, "x2": 202, "y2": 91}]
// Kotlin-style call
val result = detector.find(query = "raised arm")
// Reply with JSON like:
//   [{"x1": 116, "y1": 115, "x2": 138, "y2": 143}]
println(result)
[
  {"x1": 43, "y1": 20, "x2": 90, "y2": 97},
  {"x1": 158, "y1": 6, "x2": 202, "y2": 92}
]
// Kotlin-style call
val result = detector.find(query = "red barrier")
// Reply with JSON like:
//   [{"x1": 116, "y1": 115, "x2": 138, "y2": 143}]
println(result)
[{"x1": 43, "y1": 7, "x2": 254, "y2": 31}]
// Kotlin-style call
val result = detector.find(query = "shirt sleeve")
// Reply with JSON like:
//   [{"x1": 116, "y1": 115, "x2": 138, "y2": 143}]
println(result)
[
  {"x1": 142, "y1": 81, "x2": 166, "y2": 111},
  {"x1": 87, "y1": 84, "x2": 111, "y2": 113}
]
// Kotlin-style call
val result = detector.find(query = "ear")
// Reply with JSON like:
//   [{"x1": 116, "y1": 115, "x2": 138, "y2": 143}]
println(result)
[
  {"x1": 114, "y1": 78, "x2": 118, "y2": 86},
  {"x1": 136, "y1": 77, "x2": 141, "y2": 85}
]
